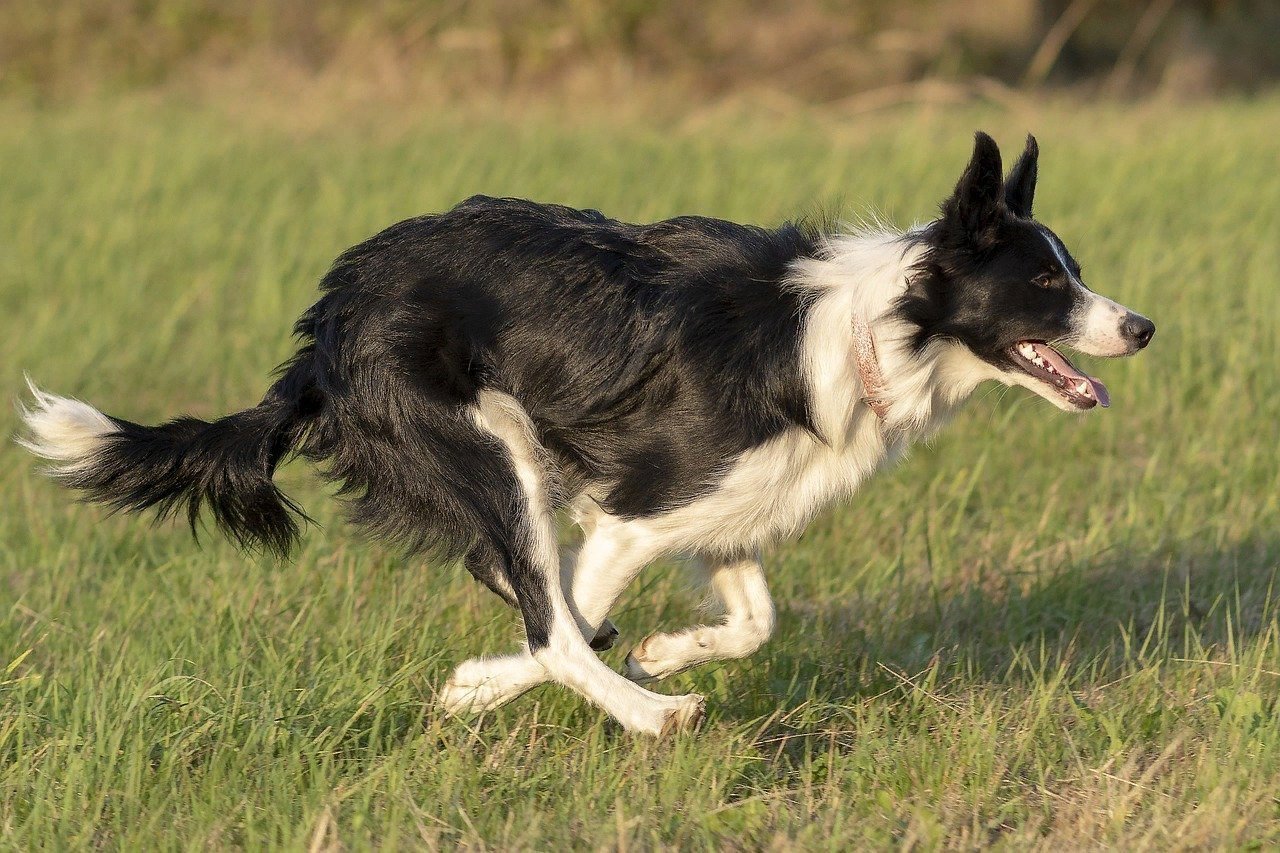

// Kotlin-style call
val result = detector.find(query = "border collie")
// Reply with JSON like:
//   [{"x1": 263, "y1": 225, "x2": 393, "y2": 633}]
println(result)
[{"x1": 20, "y1": 133, "x2": 1153, "y2": 736}]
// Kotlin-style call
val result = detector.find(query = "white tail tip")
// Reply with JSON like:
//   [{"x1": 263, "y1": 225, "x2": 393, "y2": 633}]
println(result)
[{"x1": 16, "y1": 375, "x2": 117, "y2": 475}]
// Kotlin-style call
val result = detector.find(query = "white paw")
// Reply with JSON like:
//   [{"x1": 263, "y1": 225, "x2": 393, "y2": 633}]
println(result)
[
  {"x1": 617, "y1": 690, "x2": 708, "y2": 737},
  {"x1": 439, "y1": 660, "x2": 526, "y2": 715},
  {"x1": 624, "y1": 631, "x2": 706, "y2": 683},
  {"x1": 658, "y1": 693, "x2": 707, "y2": 737}
]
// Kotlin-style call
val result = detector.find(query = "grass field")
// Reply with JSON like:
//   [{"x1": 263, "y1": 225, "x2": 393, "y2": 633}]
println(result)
[{"x1": 2, "y1": 94, "x2": 1279, "y2": 849}]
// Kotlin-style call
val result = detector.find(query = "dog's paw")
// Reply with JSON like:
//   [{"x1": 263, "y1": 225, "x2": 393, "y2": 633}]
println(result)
[
  {"x1": 658, "y1": 694, "x2": 706, "y2": 737},
  {"x1": 439, "y1": 677, "x2": 496, "y2": 717},
  {"x1": 439, "y1": 661, "x2": 515, "y2": 716},
  {"x1": 624, "y1": 631, "x2": 699, "y2": 683},
  {"x1": 589, "y1": 619, "x2": 620, "y2": 652}
]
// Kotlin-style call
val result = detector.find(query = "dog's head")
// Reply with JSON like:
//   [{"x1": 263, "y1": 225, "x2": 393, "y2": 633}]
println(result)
[{"x1": 899, "y1": 132, "x2": 1154, "y2": 411}]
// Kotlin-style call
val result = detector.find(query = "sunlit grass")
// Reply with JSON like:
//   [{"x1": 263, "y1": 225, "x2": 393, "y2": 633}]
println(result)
[{"x1": 1, "y1": 94, "x2": 1278, "y2": 848}]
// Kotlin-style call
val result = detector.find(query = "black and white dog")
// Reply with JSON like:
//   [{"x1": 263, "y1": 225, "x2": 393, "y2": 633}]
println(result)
[{"x1": 21, "y1": 133, "x2": 1153, "y2": 735}]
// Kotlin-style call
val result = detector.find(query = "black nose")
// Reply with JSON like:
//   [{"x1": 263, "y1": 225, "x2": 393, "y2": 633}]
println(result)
[{"x1": 1123, "y1": 313, "x2": 1155, "y2": 349}]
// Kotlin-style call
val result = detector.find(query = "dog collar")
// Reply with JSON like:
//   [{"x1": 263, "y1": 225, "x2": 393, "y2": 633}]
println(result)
[{"x1": 852, "y1": 316, "x2": 891, "y2": 421}]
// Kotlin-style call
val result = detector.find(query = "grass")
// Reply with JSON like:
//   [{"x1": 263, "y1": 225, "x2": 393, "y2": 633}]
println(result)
[{"x1": 1, "y1": 93, "x2": 1279, "y2": 849}]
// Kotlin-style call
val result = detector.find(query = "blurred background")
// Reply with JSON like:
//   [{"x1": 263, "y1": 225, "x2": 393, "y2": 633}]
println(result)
[
  {"x1": 5, "y1": 0, "x2": 1278, "y2": 108},
  {"x1": 4, "y1": 4, "x2": 1280, "y2": 848}
]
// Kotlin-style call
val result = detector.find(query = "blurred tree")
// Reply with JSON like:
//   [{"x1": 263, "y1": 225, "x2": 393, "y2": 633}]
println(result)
[{"x1": 0, "y1": 0, "x2": 1275, "y2": 100}]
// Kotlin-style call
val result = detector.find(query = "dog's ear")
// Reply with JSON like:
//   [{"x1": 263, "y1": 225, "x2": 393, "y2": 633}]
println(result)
[
  {"x1": 1003, "y1": 134, "x2": 1038, "y2": 218},
  {"x1": 942, "y1": 131, "x2": 1004, "y2": 245}
]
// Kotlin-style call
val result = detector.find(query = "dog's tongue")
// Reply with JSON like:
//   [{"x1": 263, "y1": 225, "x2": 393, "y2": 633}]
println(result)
[{"x1": 1033, "y1": 343, "x2": 1110, "y2": 407}]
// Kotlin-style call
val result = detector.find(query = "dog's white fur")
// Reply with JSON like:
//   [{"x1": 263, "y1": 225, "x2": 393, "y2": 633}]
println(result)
[
  {"x1": 440, "y1": 227, "x2": 1007, "y2": 722},
  {"x1": 16, "y1": 377, "x2": 116, "y2": 475},
  {"x1": 1033, "y1": 225, "x2": 1134, "y2": 361},
  {"x1": 625, "y1": 553, "x2": 775, "y2": 682},
  {"x1": 458, "y1": 389, "x2": 706, "y2": 735},
  {"x1": 21, "y1": 226, "x2": 1136, "y2": 735}
]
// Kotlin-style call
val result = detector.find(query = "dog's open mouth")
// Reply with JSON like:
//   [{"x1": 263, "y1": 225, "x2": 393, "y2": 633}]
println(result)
[{"x1": 1008, "y1": 341, "x2": 1110, "y2": 409}]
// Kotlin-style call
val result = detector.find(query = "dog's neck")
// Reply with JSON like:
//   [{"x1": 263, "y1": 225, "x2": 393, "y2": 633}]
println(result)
[
  {"x1": 851, "y1": 313, "x2": 891, "y2": 421},
  {"x1": 791, "y1": 227, "x2": 993, "y2": 449}
]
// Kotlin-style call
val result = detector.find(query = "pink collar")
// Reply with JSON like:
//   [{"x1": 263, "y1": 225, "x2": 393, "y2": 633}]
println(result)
[{"x1": 852, "y1": 315, "x2": 891, "y2": 421}]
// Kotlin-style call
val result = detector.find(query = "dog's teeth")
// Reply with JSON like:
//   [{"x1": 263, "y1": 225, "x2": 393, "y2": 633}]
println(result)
[{"x1": 1076, "y1": 380, "x2": 1090, "y2": 396}]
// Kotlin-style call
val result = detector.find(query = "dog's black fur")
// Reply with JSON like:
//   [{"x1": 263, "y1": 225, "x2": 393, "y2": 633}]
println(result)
[
  {"x1": 31, "y1": 132, "x2": 1153, "y2": 655},
  {"x1": 902, "y1": 134, "x2": 1077, "y2": 366},
  {"x1": 55, "y1": 197, "x2": 833, "y2": 645}
]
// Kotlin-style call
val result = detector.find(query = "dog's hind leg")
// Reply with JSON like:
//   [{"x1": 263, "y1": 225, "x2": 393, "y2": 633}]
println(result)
[
  {"x1": 624, "y1": 552, "x2": 774, "y2": 683},
  {"x1": 442, "y1": 514, "x2": 658, "y2": 714},
  {"x1": 512, "y1": 523, "x2": 704, "y2": 735},
  {"x1": 442, "y1": 393, "x2": 703, "y2": 736},
  {"x1": 464, "y1": 538, "x2": 620, "y2": 651},
  {"x1": 463, "y1": 539, "x2": 519, "y2": 607}
]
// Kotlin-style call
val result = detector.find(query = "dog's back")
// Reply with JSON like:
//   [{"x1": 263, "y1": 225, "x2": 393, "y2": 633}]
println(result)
[
  {"x1": 20, "y1": 136, "x2": 1155, "y2": 736},
  {"x1": 289, "y1": 194, "x2": 820, "y2": 545}
]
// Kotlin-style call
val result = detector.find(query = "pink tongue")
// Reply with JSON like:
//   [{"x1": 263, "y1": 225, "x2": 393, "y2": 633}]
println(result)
[
  {"x1": 1032, "y1": 343, "x2": 1111, "y2": 408},
  {"x1": 1086, "y1": 377, "x2": 1111, "y2": 408}
]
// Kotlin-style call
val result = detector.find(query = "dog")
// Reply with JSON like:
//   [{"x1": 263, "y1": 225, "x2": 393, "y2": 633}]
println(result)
[{"x1": 20, "y1": 132, "x2": 1153, "y2": 736}]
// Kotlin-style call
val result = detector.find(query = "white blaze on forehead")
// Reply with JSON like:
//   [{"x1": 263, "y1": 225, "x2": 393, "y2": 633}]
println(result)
[
  {"x1": 1035, "y1": 225, "x2": 1135, "y2": 357},
  {"x1": 1038, "y1": 226, "x2": 1079, "y2": 284}
]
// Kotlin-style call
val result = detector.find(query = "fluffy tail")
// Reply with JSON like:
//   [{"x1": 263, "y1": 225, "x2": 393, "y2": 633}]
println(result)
[{"x1": 17, "y1": 359, "x2": 318, "y2": 556}]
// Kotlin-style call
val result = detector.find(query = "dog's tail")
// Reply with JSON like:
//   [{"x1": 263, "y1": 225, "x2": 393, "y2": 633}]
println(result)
[{"x1": 17, "y1": 354, "x2": 320, "y2": 556}]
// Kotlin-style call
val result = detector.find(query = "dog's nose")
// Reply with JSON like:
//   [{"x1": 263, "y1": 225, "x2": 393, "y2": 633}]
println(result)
[{"x1": 1123, "y1": 313, "x2": 1155, "y2": 349}]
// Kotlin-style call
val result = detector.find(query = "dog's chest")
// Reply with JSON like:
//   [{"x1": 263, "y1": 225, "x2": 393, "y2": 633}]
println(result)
[{"x1": 644, "y1": 425, "x2": 900, "y2": 554}]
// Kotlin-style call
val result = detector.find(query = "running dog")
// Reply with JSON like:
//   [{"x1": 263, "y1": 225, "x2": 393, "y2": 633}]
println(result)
[{"x1": 20, "y1": 132, "x2": 1154, "y2": 735}]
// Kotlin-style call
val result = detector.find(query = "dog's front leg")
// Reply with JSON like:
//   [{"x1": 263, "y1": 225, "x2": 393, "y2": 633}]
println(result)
[{"x1": 625, "y1": 552, "x2": 774, "y2": 683}]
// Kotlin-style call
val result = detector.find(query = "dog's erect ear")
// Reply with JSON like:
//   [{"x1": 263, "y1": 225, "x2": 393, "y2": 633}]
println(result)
[
  {"x1": 942, "y1": 131, "x2": 1004, "y2": 245},
  {"x1": 1004, "y1": 134, "x2": 1039, "y2": 218}
]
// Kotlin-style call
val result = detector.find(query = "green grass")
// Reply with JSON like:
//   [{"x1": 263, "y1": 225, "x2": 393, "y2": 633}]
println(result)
[{"x1": 2, "y1": 94, "x2": 1279, "y2": 849}]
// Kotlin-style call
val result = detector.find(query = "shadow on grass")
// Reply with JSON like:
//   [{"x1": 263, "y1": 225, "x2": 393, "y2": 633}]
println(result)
[
  {"x1": 707, "y1": 536, "x2": 1280, "y2": 718},
  {"x1": 649, "y1": 536, "x2": 1277, "y2": 785},
  {"x1": 136, "y1": 537, "x2": 1277, "y2": 765}
]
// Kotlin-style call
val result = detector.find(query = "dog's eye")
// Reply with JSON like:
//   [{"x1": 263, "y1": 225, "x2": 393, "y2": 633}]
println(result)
[{"x1": 1032, "y1": 271, "x2": 1062, "y2": 288}]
